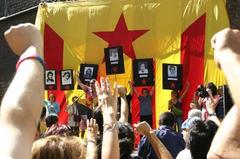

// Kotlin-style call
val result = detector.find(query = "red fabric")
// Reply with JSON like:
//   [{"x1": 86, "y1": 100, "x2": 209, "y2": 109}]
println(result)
[
  {"x1": 180, "y1": 14, "x2": 206, "y2": 120},
  {"x1": 44, "y1": 24, "x2": 68, "y2": 124}
]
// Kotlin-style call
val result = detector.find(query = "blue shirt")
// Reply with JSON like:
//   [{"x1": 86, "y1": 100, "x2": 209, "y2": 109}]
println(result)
[
  {"x1": 138, "y1": 95, "x2": 152, "y2": 116},
  {"x1": 138, "y1": 125, "x2": 185, "y2": 159},
  {"x1": 43, "y1": 100, "x2": 60, "y2": 117}
]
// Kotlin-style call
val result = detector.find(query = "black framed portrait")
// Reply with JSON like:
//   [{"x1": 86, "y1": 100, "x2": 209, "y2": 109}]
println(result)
[
  {"x1": 162, "y1": 63, "x2": 182, "y2": 90},
  {"x1": 104, "y1": 46, "x2": 125, "y2": 75},
  {"x1": 60, "y1": 69, "x2": 74, "y2": 90},
  {"x1": 133, "y1": 58, "x2": 154, "y2": 86},
  {"x1": 78, "y1": 64, "x2": 98, "y2": 86},
  {"x1": 45, "y1": 70, "x2": 57, "y2": 90}
]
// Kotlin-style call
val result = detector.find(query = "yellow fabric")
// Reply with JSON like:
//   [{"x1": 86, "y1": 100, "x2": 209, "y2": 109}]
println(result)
[{"x1": 36, "y1": 0, "x2": 229, "y2": 125}]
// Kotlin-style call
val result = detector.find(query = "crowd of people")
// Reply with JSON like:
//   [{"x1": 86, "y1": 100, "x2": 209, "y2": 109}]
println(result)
[{"x1": 1, "y1": 23, "x2": 240, "y2": 159}]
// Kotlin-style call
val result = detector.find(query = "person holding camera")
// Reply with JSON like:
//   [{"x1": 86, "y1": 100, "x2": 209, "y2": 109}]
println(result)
[{"x1": 196, "y1": 82, "x2": 220, "y2": 121}]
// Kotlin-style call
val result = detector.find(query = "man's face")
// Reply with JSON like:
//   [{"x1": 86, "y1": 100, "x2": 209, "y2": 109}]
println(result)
[
  {"x1": 140, "y1": 64, "x2": 145, "y2": 70},
  {"x1": 110, "y1": 48, "x2": 118, "y2": 56},
  {"x1": 171, "y1": 91, "x2": 177, "y2": 99},
  {"x1": 49, "y1": 95, "x2": 55, "y2": 102},
  {"x1": 86, "y1": 69, "x2": 92, "y2": 75},
  {"x1": 170, "y1": 67, "x2": 175, "y2": 74},
  {"x1": 48, "y1": 73, "x2": 53, "y2": 79},
  {"x1": 142, "y1": 89, "x2": 148, "y2": 97}
]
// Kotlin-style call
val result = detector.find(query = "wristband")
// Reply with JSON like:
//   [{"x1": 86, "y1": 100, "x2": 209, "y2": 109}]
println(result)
[
  {"x1": 209, "y1": 112, "x2": 217, "y2": 116},
  {"x1": 16, "y1": 55, "x2": 45, "y2": 70}
]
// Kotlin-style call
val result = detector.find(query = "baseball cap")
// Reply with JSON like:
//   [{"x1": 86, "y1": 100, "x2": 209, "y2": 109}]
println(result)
[{"x1": 181, "y1": 116, "x2": 201, "y2": 130}]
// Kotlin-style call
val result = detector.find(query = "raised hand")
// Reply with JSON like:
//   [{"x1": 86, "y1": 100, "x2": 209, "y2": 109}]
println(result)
[
  {"x1": 211, "y1": 28, "x2": 240, "y2": 69},
  {"x1": 118, "y1": 85, "x2": 127, "y2": 97},
  {"x1": 205, "y1": 98, "x2": 216, "y2": 114},
  {"x1": 134, "y1": 121, "x2": 152, "y2": 136},
  {"x1": 95, "y1": 77, "x2": 118, "y2": 123},
  {"x1": 4, "y1": 23, "x2": 43, "y2": 56},
  {"x1": 87, "y1": 118, "x2": 99, "y2": 142}
]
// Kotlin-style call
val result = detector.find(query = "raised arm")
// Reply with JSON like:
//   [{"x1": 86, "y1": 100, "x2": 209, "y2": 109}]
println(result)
[
  {"x1": 149, "y1": 86, "x2": 155, "y2": 96},
  {"x1": 86, "y1": 118, "x2": 98, "y2": 159},
  {"x1": 134, "y1": 122, "x2": 173, "y2": 159},
  {"x1": 207, "y1": 28, "x2": 240, "y2": 159},
  {"x1": 0, "y1": 23, "x2": 44, "y2": 159},
  {"x1": 128, "y1": 81, "x2": 134, "y2": 95},
  {"x1": 95, "y1": 77, "x2": 119, "y2": 159},
  {"x1": 118, "y1": 86, "x2": 129, "y2": 123},
  {"x1": 205, "y1": 98, "x2": 221, "y2": 126},
  {"x1": 178, "y1": 82, "x2": 190, "y2": 102},
  {"x1": 76, "y1": 71, "x2": 88, "y2": 90},
  {"x1": 133, "y1": 84, "x2": 140, "y2": 97}
]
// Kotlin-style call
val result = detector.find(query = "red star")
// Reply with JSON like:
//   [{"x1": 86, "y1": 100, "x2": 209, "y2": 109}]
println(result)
[{"x1": 93, "y1": 13, "x2": 149, "y2": 60}]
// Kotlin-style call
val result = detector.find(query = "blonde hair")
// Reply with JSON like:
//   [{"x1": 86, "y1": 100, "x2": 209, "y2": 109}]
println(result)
[{"x1": 31, "y1": 135, "x2": 86, "y2": 159}]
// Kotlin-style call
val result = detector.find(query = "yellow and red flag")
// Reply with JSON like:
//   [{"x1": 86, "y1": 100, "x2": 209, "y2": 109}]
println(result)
[{"x1": 36, "y1": 0, "x2": 229, "y2": 142}]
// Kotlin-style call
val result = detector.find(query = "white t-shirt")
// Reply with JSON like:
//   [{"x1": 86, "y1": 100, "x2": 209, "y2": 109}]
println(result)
[{"x1": 176, "y1": 148, "x2": 192, "y2": 159}]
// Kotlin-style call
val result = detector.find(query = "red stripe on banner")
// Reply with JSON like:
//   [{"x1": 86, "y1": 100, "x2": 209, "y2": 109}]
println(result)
[
  {"x1": 44, "y1": 24, "x2": 68, "y2": 124},
  {"x1": 181, "y1": 14, "x2": 206, "y2": 120},
  {"x1": 132, "y1": 61, "x2": 156, "y2": 145}
]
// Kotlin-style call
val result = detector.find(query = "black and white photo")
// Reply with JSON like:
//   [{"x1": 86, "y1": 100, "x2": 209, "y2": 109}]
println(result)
[
  {"x1": 138, "y1": 62, "x2": 149, "y2": 74},
  {"x1": 109, "y1": 48, "x2": 119, "y2": 61},
  {"x1": 83, "y1": 67, "x2": 93, "y2": 79},
  {"x1": 163, "y1": 64, "x2": 182, "y2": 90},
  {"x1": 45, "y1": 70, "x2": 56, "y2": 85},
  {"x1": 133, "y1": 58, "x2": 154, "y2": 86},
  {"x1": 61, "y1": 70, "x2": 72, "y2": 85},
  {"x1": 168, "y1": 65, "x2": 177, "y2": 77},
  {"x1": 104, "y1": 46, "x2": 125, "y2": 75}
]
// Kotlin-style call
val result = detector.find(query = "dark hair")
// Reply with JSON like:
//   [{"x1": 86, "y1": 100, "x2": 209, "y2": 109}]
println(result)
[
  {"x1": 189, "y1": 120, "x2": 218, "y2": 159},
  {"x1": 118, "y1": 122, "x2": 135, "y2": 159},
  {"x1": 48, "y1": 94, "x2": 56, "y2": 101},
  {"x1": 159, "y1": 112, "x2": 175, "y2": 127},
  {"x1": 63, "y1": 72, "x2": 70, "y2": 78},
  {"x1": 95, "y1": 122, "x2": 134, "y2": 159},
  {"x1": 141, "y1": 88, "x2": 149, "y2": 95},
  {"x1": 171, "y1": 89, "x2": 179, "y2": 98},
  {"x1": 169, "y1": 65, "x2": 176, "y2": 70},
  {"x1": 206, "y1": 82, "x2": 217, "y2": 96},
  {"x1": 44, "y1": 124, "x2": 71, "y2": 137},
  {"x1": 72, "y1": 96, "x2": 78, "y2": 102},
  {"x1": 47, "y1": 71, "x2": 54, "y2": 76}
]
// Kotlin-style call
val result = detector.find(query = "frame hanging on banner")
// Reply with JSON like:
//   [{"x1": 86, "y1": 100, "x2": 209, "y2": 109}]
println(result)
[
  {"x1": 104, "y1": 46, "x2": 125, "y2": 75},
  {"x1": 162, "y1": 63, "x2": 182, "y2": 90},
  {"x1": 45, "y1": 69, "x2": 57, "y2": 90},
  {"x1": 60, "y1": 69, "x2": 74, "y2": 90},
  {"x1": 78, "y1": 64, "x2": 98, "y2": 87},
  {"x1": 133, "y1": 58, "x2": 154, "y2": 86}
]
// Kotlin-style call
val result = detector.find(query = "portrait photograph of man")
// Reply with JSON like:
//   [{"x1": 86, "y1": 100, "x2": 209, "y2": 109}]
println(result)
[
  {"x1": 168, "y1": 65, "x2": 177, "y2": 77},
  {"x1": 45, "y1": 70, "x2": 56, "y2": 85},
  {"x1": 162, "y1": 64, "x2": 182, "y2": 90},
  {"x1": 61, "y1": 70, "x2": 73, "y2": 85},
  {"x1": 83, "y1": 67, "x2": 93, "y2": 79},
  {"x1": 133, "y1": 59, "x2": 154, "y2": 86},
  {"x1": 138, "y1": 62, "x2": 149, "y2": 74},
  {"x1": 109, "y1": 48, "x2": 119, "y2": 61},
  {"x1": 104, "y1": 46, "x2": 125, "y2": 75}
]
